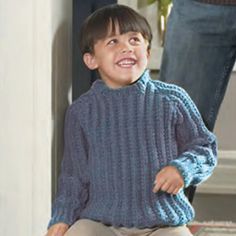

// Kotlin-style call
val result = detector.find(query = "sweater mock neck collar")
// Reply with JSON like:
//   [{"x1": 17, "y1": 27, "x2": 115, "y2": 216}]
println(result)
[{"x1": 91, "y1": 70, "x2": 151, "y2": 96}]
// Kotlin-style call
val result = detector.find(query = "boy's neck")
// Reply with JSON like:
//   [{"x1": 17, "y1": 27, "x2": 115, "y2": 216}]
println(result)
[{"x1": 101, "y1": 77, "x2": 140, "y2": 89}]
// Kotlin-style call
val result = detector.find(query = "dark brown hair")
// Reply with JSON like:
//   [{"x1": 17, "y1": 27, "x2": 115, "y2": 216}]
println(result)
[{"x1": 79, "y1": 4, "x2": 152, "y2": 54}]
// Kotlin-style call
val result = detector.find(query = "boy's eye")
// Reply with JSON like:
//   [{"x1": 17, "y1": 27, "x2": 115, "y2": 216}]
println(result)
[
  {"x1": 107, "y1": 39, "x2": 118, "y2": 45},
  {"x1": 130, "y1": 37, "x2": 141, "y2": 44}
]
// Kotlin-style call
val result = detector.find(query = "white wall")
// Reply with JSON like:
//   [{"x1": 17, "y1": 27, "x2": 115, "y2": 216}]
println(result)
[
  {"x1": 51, "y1": 0, "x2": 72, "y2": 201},
  {"x1": 0, "y1": 0, "x2": 72, "y2": 235}
]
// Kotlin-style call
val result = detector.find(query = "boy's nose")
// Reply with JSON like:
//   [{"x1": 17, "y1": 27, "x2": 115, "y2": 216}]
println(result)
[{"x1": 121, "y1": 43, "x2": 133, "y2": 53}]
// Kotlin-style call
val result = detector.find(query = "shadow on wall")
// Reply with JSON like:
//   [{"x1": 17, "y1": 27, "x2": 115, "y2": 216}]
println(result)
[{"x1": 52, "y1": 20, "x2": 72, "y2": 201}]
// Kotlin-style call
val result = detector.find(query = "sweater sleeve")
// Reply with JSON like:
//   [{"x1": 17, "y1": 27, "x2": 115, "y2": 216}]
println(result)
[
  {"x1": 170, "y1": 89, "x2": 217, "y2": 188},
  {"x1": 48, "y1": 104, "x2": 89, "y2": 228}
]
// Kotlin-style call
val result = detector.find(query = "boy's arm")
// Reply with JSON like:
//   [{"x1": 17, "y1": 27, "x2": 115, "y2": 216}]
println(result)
[
  {"x1": 169, "y1": 89, "x2": 218, "y2": 188},
  {"x1": 48, "y1": 104, "x2": 89, "y2": 228}
]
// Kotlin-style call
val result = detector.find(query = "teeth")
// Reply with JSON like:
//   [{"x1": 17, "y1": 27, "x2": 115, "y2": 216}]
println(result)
[{"x1": 117, "y1": 59, "x2": 136, "y2": 66}]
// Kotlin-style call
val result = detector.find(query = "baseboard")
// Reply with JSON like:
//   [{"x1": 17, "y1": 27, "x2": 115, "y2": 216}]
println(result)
[{"x1": 197, "y1": 150, "x2": 236, "y2": 194}]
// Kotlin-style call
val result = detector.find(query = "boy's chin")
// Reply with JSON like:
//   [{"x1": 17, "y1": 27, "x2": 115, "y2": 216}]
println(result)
[{"x1": 118, "y1": 70, "x2": 144, "y2": 79}]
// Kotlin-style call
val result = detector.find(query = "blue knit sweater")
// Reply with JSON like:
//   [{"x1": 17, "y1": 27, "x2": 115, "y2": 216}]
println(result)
[{"x1": 49, "y1": 70, "x2": 217, "y2": 228}]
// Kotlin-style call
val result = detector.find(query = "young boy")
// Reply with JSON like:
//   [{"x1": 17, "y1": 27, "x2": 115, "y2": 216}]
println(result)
[{"x1": 46, "y1": 4, "x2": 217, "y2": 236}]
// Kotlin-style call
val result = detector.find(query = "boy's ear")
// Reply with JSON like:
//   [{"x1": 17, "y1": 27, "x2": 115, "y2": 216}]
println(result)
[
  {"x1": 147, "y1": 48, "x2": 151, "y2": 59},
  {"x1": 83, "y1": 53, "x2": 98, "y2": 70}
]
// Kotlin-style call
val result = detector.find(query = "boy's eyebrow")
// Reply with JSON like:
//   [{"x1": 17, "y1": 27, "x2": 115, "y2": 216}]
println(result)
[{"x1": 100, "y1": 35, "x2": 118, "y2": 43}]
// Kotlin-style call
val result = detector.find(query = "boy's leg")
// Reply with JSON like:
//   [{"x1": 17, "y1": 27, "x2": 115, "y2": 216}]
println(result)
[
  {"x1": 149, "y1": 225, "x2": 192, "y2": 236},
  {"x1": 64, "y1": 219, "x2": 117, "y2": 236}
]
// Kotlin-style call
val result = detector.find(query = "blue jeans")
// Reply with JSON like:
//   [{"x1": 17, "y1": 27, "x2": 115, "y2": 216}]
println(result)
[{"x1": 160, "y1": 0, "x2": 236, "y2": 131}]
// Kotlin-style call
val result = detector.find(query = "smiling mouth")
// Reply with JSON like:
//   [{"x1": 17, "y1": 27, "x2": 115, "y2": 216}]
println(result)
[{"x1": 116, "y1": 58, "x2": 137, "y2": 68}]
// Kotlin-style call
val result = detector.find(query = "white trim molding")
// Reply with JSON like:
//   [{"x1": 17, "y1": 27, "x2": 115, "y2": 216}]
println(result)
[
  {"x1": 148, "y1": 47, "x2": 163, "y2": 71},
  {"x1": 197, "y1": 150, "x2": 236, "y2": 194}
]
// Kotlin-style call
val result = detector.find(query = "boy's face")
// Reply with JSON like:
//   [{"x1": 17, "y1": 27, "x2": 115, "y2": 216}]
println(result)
[{"x1": 83, "y1": 24, "x2": 150, "y2": 89}]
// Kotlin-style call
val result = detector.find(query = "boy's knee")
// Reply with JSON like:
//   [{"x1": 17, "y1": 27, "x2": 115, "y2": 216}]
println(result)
[{"x1": 65, "y1": 219, "x2": 92, "y2": 236}]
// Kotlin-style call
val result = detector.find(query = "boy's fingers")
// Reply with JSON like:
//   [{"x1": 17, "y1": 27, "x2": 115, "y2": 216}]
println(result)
[
  {"x1": 152, "y1": 178, "x2": 166, "y2": 193},
  {"x1": 166, "y1": 185, "x2": 176, "y2": 194},
  {"x1": 160, "y1": 182, "x2": 170, "y2": 192}
]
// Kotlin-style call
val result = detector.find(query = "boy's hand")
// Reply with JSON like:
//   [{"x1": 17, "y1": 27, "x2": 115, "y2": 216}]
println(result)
[
  {"x1": 152, "y1": 166, "x2": 184, "y2": 195},
  {"x1": 45, "y1": 223, "x2": 69, "y2": 236}
]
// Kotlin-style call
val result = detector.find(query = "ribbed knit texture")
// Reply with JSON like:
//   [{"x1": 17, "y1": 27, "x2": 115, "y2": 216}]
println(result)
[
  {"x1": 198, "y1": 0, "x2": 236, "y2": 4},
  {"x1": 48, "y1": 70, "x2": 217, "y2": 229}
]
